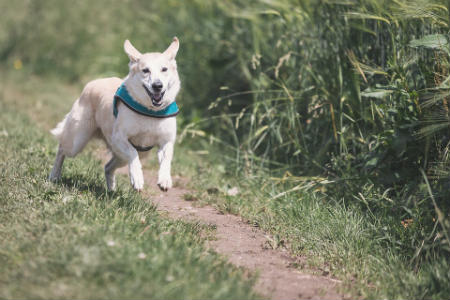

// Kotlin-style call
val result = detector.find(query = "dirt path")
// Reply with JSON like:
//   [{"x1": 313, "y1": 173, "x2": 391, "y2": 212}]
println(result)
[{"x1": 112, "y1": 162, "x2": 343, "y2": 300}]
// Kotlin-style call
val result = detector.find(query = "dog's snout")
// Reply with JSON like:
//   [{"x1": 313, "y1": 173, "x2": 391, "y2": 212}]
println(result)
[{"x1": 152, "y1": 80, "x2": 163, "y2": 91}]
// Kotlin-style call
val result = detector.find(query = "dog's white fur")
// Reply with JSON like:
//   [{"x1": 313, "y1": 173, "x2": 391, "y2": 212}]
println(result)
[{"x1": 49, "y1": 38, "x2": 181, "y2": 192}]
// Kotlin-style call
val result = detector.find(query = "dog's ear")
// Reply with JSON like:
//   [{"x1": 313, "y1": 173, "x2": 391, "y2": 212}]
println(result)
[
  {"x1": 124, "y1": 40, "x2": 142, "y2": 63},
  {"x1": 163, "y1": 37, "x2": 179, "y2": 60}
]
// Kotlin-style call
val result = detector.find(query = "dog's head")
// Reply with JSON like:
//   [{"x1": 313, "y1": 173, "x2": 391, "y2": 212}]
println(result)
[{"x1": 123, "y1": 37, "x2": 180, "y2": 110}]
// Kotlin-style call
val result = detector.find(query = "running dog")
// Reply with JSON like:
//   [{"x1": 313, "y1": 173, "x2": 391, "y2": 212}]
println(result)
[{"x1": 49, "y1": 37, "x2": 181, "y2": 192}]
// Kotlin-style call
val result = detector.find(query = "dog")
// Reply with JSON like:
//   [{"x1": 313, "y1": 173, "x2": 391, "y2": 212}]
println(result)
[{"x1": 48, "y1": 37, "x2": 181, "y2": 192}]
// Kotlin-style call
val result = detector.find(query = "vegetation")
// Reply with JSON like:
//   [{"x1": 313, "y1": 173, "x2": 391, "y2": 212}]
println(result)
[
  {"x1": 1, "y1": 0, "x2": 449, "y2": 299},
  {"x1": 0, "y1": 74, "x2": 259, "y2": 299}
]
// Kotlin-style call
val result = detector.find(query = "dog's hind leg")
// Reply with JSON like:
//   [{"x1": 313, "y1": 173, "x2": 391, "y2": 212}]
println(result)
[
  {"x1": 49, "y1": 97, "x2": 98, "y2": 182},
  {"x1": 105, "y1": 155, "x2": 126, "y2": 191},
  {"x1": 49, "y1": 145, "x2": 65, "y2": 182},
  {"x1": 56, "y1": 96, "x2": 100, "y2": 157}
]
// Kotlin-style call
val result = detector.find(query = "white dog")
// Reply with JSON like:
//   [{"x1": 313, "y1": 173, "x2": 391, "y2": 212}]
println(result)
[{"x1": 49, "y1": 37, "x2": 181, "y2": 192}]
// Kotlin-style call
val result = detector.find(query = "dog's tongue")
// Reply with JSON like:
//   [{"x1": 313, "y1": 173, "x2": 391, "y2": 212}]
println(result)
[{"x1": 153, "y1": 93, "x2": 162, "y2": 101}]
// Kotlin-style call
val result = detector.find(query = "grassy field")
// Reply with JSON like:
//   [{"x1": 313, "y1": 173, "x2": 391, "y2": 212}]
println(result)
[
  {"x1": 2, "y1": 68, "x2": 447, "y2": 299},
  {"x1": 1, "y1": 0, "x2": 450, "y2": 299},
  {"x1": 0, "y1": 71, "x2": 259, "y2": 300},
  {"x1": 183, "y1": 150, "x2": 450, "y2": 299}
]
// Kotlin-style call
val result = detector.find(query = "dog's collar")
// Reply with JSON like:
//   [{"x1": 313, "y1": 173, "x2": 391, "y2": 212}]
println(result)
[{"x1": 113, "y1": 84, "x2": 179, "y2": 118}]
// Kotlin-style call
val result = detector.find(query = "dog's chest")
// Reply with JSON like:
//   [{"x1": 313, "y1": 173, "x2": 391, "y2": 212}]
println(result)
[{"x1": 127, "y1": 116, "x2": 176, "y2": 148}]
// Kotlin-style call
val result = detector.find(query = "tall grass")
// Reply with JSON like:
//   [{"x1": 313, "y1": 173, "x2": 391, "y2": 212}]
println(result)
[{"x1": 190, "y1": 0, "x2": 450, "y2": 262}]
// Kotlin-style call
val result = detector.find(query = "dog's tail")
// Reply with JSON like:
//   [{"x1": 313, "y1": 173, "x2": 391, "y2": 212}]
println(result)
[{"x1": 50, "y1": 113, "x2": 70, "y2": 140}]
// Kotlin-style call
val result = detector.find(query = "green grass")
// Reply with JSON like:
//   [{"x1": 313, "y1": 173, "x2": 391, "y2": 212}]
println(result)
[
  {"x1": 176, "y1": 141, "x2": 450, "y2": 299},
  {"x1": 0, "y1": 72, "x2": 259, "y2": 300}
]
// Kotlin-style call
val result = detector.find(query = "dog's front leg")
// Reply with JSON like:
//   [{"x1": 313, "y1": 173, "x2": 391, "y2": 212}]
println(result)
[
  {"x1": 157, "y1": 142, "x2": 174, "y2": 191},
  {"x1": 111, "y1": 131, "x2": 144, "y2": 191}
]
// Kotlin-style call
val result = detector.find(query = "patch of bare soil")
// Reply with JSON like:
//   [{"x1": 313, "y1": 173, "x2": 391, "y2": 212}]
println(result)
[{"x1": 110, "y1": 159, "x2": 343, "y2": 300}]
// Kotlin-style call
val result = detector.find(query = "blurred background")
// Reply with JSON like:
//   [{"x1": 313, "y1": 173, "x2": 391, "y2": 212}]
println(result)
[{"x1": 1, "y1": 0, "x2": 449, "y2": 297}]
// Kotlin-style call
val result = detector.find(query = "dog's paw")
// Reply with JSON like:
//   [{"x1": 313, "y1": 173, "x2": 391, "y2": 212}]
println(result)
[
  {"x1": 130, "y1": 173, "x2": 144, "y2": 191},
  {"x1": 129, "y1": 167, "x2": 144, "y2": 192},
  {"x1": 105, "y1": 172, "x2": 116, "y2": 191},
  {"x1": 48, "y1": 169, "x2": 62, "y2": 183},
  {"x1": 48, "y1": 174, "x2": 59, "y2": 183},
  {"x1": 157, "y1": 175, "x2": 172, "y2": 192}
]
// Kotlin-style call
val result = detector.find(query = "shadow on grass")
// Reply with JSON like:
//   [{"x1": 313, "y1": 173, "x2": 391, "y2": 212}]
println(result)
[
  {"x1": 59, "y1": 174, "x2": 129, "y2": 201},
  {"x1": 60, "y1": 174, "x2": 108, "y2": 198},
  {"x1": 58, "y1": 172, "x2": 157, "y2": 212}
]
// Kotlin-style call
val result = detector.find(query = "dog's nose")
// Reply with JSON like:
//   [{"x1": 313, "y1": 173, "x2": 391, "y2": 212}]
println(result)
[{"x1": 152, "y1": 80, "x2": 163, "y2": 91}]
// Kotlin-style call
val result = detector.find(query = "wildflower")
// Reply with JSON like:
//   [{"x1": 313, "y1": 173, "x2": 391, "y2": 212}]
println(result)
[
  {"x1": 227, "y1": 187, "x2": 239, "y2": 196},
  {"x1": 14, "y1": 59, "x2": 22, "y2": 70},
  {"x1": 401, "y1": 219, "x2": 413, "y2": 228}
]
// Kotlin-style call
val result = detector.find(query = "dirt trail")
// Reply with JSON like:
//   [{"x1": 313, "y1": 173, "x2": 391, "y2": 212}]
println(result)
[{"x1": 112, "y1": 162, "x2": 343, "y2": 300}]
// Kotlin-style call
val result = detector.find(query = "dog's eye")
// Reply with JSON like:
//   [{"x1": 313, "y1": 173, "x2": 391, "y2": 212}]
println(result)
[
  {"x1": 142, "y1": 68, "x2": 150, "y2": 74},
  {"x1": 161, "y1": 67, "x2": 168, "y2": 72}
]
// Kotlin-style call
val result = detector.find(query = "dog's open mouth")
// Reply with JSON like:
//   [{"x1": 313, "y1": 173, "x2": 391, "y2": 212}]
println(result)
[{"x1": 143, "y1": 84, "x2": 165, "y2": 107}]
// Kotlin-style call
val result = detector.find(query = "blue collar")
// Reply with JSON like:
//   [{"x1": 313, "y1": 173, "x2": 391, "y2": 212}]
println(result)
[{"x1": 113, "y1": 84, "x2": 179, "y2": 118}]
